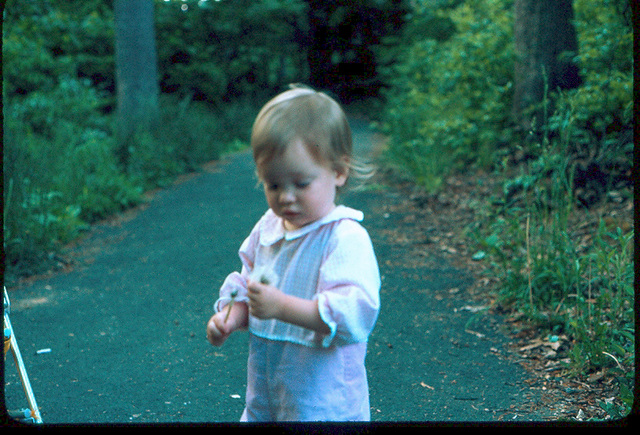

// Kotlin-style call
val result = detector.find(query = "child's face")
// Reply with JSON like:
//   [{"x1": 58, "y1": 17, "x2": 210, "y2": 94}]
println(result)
[{"x1": 259, "y1": 140, "x2": 348, "y2": 231}]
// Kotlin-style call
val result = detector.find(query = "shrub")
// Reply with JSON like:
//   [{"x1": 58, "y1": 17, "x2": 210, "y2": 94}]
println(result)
[
  {"x1": 2, "y1": 77, "x2": 141, "y2": 277},
  {"x1": 545, "y1": 0, "x2": 633, "y2": 206},
  {"x1": 379, "y1": 0, "x2": 514, "y2": 191},
  {"x1": 120, "y1": 94, "x2": 256, "y2": 191},
  {"x1": 3, "y1": 88, "x2": 253, "y2": 279},
  {"x1": 379, "y1": 0, "x2": 633, "y2": 417},
  {"x1": 476, "y1": 118, "x2": 634, "y2": 416},
  {"x1": 155, "y1": 0, "x2": 309, "y2": 102},
  {"x1": 2, "y1": 0, "x2": 277, "y2": 279}
]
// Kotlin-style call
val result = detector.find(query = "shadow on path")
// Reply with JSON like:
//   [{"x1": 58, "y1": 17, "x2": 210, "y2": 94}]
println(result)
[{"x1": 4, "y1": 117, "x2": 545, "y2": 423}]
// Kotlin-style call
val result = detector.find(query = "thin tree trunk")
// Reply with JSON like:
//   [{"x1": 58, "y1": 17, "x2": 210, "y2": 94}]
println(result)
[{"x1": 114, "y1": 0, "x2": 159, "y2": 168}]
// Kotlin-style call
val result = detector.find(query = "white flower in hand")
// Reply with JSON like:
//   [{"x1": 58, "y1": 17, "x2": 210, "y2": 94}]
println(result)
[{"x1": 249, "y1": 264, "x2": 279, "y2": 286}]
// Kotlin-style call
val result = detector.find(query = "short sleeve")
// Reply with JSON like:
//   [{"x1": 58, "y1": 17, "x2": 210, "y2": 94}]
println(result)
[
  {"x1": 213, "y1": 270, "x2": 250, "y2": 313},
  {"x1": 315, "y1": 220, "x2": 381, "y2": 347}
]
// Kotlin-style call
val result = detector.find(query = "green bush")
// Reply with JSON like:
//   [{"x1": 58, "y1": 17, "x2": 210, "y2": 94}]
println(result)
[
  {"x1": 2, "y1": 0, "x2": 116, "y2": 102},
  {"x1": 379, "y1": 0, "x2": 514, "y2": 191},
  {"x1": 379, "y1": 0, "x2": 632, "y2": 194},
  {"x1": 3, "y1": 76, "x2": 142, "y2": 277},
  {"x1": 2, "y1": 0, "x2": 268, "y2": 280},
  {"x1": 476, "y1": 0, "x2": 633, "y2": 320},
  {"x1": 379, "y1": 0, "x2": 633, "y2": 417},
  {"x1": 122, "y1": 94, "x2": 256, "y2": 191},
  {"x1": 545, "y1": 0, "x2": 633, "y2": 202},
  {"x1": 3, "y1": 88, "x2": 253, "y2": 279},
  {"x1": 3, "y1": 0, "x2": 310, "y2": 106},
  {"x1": 155, "y1": 0, "x2": 309, "y2": 102},
  {"x1": 475, "y1": 119, "x2": 634, "y2": 417}
]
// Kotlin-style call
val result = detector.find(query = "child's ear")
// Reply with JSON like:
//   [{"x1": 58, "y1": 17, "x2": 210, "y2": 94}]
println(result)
[{"x1": 335, "y1": 157, "x2": 350, "y2": 186}]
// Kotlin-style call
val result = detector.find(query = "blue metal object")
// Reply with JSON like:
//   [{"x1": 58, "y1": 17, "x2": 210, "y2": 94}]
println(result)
[{"x1": 4, "y1": 287, "x2": 43, "y2": 424}]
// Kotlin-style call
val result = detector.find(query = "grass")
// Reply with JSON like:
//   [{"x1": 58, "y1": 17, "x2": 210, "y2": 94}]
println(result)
[{"x1": 471, "y1": 122, "x2": 634, "y2": 420}]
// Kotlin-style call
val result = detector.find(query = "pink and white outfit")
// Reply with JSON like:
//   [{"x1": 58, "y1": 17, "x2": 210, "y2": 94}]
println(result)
[{"x1": 214, "y1": 205, "x2": 381, "y2": 421}]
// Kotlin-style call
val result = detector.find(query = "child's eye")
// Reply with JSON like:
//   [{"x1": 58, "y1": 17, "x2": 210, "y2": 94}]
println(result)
[
  {"x1": 266, "y1": 183, "x2": 279, "y2": 191},
  {"x1": 295, "y1": 181, "x2": 310, "y2": 189}
]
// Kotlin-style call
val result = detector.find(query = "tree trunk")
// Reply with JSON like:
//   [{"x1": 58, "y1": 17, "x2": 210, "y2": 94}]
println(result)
[
  {"x1": 512, "y1": 0, "x2": 581, "y2": 132},
  {"x1": 307, "y1": 2, "x2": 333, "y2": 93},
  {"x1": 114, "y1": 0, "x2": 159, "y2": 169}
]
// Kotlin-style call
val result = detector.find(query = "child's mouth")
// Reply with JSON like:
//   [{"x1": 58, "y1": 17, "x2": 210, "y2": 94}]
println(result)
[{"x1": 282, "y1": 211, "x2": 300, "y2": 220}]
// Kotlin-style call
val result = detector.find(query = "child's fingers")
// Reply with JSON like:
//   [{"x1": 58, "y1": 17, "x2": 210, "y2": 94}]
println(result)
[
  {"x1": 224, "y1": 301, "x2": 234, "y2": 323},
  {"x1": 206, "y1": 318, "x2": 225, "y2": 345},
  {"x1": 246, "y1": 287, "x2": 260, "y2": 316},
  {"x1": 247, "y1": 280, "x2": 261, "y2": 295},
  {"x1": 210, "y1": 310, "x2": 232, "y2": 331},
  {"x1": 248, "y1": 279, "x2": 272, "y2": 293}
]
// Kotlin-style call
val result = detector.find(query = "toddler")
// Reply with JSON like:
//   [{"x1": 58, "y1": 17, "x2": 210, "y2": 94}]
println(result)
[{"x1": 206, "y1": 85, "x2": 380, "y2": 422}]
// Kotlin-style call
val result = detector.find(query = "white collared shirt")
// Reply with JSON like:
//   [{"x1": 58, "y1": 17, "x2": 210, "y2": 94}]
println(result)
[{"x1": 214, "y1": 205, "x2": 380, "y2": 348}]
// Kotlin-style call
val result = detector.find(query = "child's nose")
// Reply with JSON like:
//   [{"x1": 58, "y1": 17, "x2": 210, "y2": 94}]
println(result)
[{"x1": 279, "y1": 188, "x2": 295, "y2": 203}]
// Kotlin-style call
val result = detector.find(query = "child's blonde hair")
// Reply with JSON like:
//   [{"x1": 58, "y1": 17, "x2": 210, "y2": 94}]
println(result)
[{"x1": 251, "y1": 84, "x2": 372, "y2": 189}]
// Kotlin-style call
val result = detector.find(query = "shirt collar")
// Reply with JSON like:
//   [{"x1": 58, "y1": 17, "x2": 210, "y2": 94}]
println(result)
[{"x1": 259, "y1": 205, "x2": 364, "y2": 246}]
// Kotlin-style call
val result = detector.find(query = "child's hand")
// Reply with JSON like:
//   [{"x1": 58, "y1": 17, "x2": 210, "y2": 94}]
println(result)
[
  {"x1": 247, "y1": 280, "x2": 331, "y2": 335},
  {"x1": 247, "y1": 279, "x2": 284, "y2": 320},
  {"x1": 206, "y1": 302, "x2": 248, "y2": 346}
]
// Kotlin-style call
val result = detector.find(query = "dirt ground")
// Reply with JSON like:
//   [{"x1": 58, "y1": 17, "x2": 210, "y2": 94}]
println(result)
[
  {"x1": 2, "y1": 118, "x2": 631, "y2": 425},
  {"x1": 367, "y1": 166, "x2": 635, "y2": 425}
]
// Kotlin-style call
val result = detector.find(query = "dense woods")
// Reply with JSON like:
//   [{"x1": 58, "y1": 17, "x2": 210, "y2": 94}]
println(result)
[{"x1": 2, "y1": 0, "x2": 633, "y2": 418}]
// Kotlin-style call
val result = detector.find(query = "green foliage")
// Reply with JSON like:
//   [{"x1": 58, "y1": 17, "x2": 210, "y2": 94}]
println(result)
[
  {"x1": 3, "y1": 0, "x2": 310, "y2": 105},
  {"x1": 3, "y1": 89, "x2": 253, "y2": 279},
  {"x1": 379, "y1": 0, "x2": 632, "y2": 194},
  {"x1": 3, "y1": 177, "x2": 88, "y2": 276},
  {"x1": 378, "y1": 0, "x2": 514, "y2": 191},
  {"x1": 2, "y1": 0, "x2": 264, "y2": 280},
  {"x1": 123, "y1": 94, "x2": 256, "y2": 190},
  {"x1": 475, "y1": 121, "x2": 634, "y2": 418},
  {"x1": 155, "y1": 0, "x2": 309, "y2": 102},
  {"x1": 379, "y1": 0, "x2": 633, "y2": 418},
  {"x1": 3, "y1": 76, "x2": 142, "y2": 275},
  {"x1": 545, "y1": 0, "x2": 633, "y2": 201},
  {"x1": 475, "y1": 0, "x2": 633, "y2": 322},
  {"x1": 2, "y1": 0, "x2": 116, "y2": 101}
]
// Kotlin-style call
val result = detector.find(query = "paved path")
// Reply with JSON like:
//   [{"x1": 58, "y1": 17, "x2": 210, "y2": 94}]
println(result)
[{"x1": 3, "y1": 118, "x2": 545, "y2": 424}]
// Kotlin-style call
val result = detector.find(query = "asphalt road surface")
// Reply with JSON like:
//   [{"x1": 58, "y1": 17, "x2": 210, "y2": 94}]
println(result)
[{"x1": 3, "y1": 118, "x2": 548, "y2": 425}]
